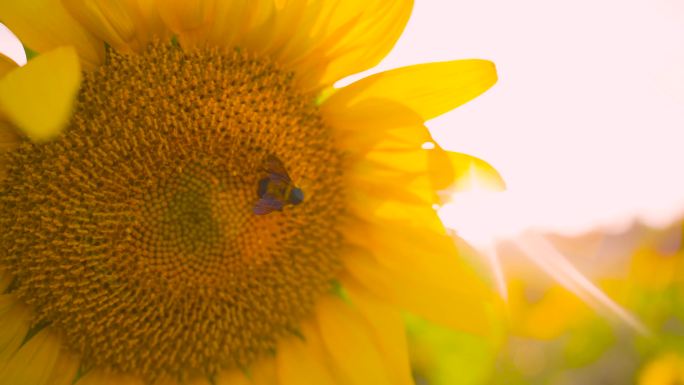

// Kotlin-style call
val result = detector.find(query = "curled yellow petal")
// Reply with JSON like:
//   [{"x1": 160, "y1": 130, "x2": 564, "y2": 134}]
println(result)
[
  {"x1": 0, "y1": 0, "x2": 104, "y2": 68},
  {"x1": 0, "y1": 46, "x2": 81, "y2": 142},
  {"x1": 428, "y1": 148, "x2": 506, "y2": 192},
  {"x1": 327, "y1": 59, "x2": 498, "y2": 121}
]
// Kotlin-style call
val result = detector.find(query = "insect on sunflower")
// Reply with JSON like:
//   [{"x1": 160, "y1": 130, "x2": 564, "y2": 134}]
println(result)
[{"x1": 0, "y1": 1, "x2": 501, "y2": 384}]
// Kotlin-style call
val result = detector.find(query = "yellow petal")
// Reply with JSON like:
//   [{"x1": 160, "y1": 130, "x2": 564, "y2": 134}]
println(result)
[
  {"x1": 343, "y1": 279, "x2": 414, "y2": 385},
  {"x1": 343, "y1": 245, "x2": 496, "y2": 335},
  {"x1": 155, "y1": 0, "x2": 216, "y2": 47},
  {"x1": 0, "y1": 0, "x2": 104, "y2": 68},
  {"x1": 0, "y1": 329, "x2": 63, "y2": 385},
  {"x1": 46, "y1": 349, "x2": 80, "y2": 385},
  {"x1": 250, "y1": 357, "x2": 278, "y2": 385},
  {"x1": 201, "y1": 0, "x2": 412, "y2": 91},
  {"x1": 0, "y1": 295, "x2": 30, "y2": 362},
  {"x1": 326, "y1": 59, "x2": 498, "y2": 121},
  {"x1": 190, "y1": 0, "x2": 274, "y2": 52},
  {"x1": 428, "y1": 149, "x2": 506, "y2": 192},
  {"x1": 76, "y1": 370, "x2": 145, "y2": 385},
  {"x1": 0, "y1": 53, "x2": 18, "y2": 78},
  {"x1": 322, "y1": 98, "x2": 425, "y2": 157},
  {"x1": 215, "y1": 369, "x2": 251, "y2": 385},
  {"x1": 345, "y1": 211, "x2": 487, "y2": 294},
  {"x1": 315, "y1": 296, "x2": 393, "y2": 385},
  {"x1": 348, "y1": 170, "x2": 434, "y2": 208},
  {"x1": 276, "y1": 333, "x2": 338, "y2": 385},
  {"x1": 62, "y1": 0, "x2": 169, "y2": 52},
  {"x1": 324, "y1": 98, "x2": 447, "y2": 206},
  {"x1": 0, "y1": 46, "x2": 81, "y2": 142},
  {"x1": 134, "y1": 0, "x2": 172, "y2": 42},
  {"x1": 280, "y1": 0, "x2": 413, "y2": 91}
]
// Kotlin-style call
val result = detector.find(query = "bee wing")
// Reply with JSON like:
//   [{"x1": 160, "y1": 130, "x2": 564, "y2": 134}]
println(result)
[
  {"x1": 257, "y1": 177, "x2": 270, "y2": 198},
  {"x1": 264, "y1": 155, "x2": 292, "y2": 183},
  {"x1": 253, "y1": 194, "x2": 284, "y2": 215}
]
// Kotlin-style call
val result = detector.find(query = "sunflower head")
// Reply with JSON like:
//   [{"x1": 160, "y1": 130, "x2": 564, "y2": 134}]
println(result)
[
  {"x1": 1, "y1": 41, "x2": 346, "y2": 380},
  {"x1": 0, "y1": 1, "x2": 500, "y2": 384}
]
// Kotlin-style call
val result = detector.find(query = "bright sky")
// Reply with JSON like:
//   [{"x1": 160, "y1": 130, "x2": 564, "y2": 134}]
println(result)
[
  {"x1": 1, "y1": 0, "x2": 683, "y2": 242},
  {"x1": 343, "y1": 0, "x2": 684, "y2": 239},
  {"x1": 0, "y1": 23, "x2": 25, "y2": 65}
]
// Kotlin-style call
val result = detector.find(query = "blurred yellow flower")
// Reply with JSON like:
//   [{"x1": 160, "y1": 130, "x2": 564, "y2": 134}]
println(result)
[
  {"x1": 628, "y1": 224, "x2": 684, "y2": 291},
  {"x1": 639, "y1": 352, "x2": 684, "y2": 385},
  {"x1": 506, "y1": 279, "x2": 592, "y2": 340},
  {"x1": 0, "y1": 1, "x2": 501, "y2": 384}
]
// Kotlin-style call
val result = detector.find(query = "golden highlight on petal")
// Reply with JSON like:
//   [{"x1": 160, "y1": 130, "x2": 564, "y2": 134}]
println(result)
[{"x1": 0, "y1": 46, "x2": 81, "y2": 142}]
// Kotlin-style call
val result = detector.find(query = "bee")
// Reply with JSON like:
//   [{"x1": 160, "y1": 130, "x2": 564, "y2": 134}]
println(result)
[{"x1": 253, "y1": 155, "x2": 304, "y2": 215}]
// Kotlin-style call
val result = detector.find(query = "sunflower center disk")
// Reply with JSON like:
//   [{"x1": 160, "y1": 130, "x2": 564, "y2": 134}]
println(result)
[{"x1": 0, "y1": 43, "x2": 345, "y2": 381}]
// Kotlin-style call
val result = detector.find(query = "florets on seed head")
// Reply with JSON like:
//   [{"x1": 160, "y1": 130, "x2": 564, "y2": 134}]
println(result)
[{"x1": 0, "y1": 43, "x2": 345, "y2": 382}]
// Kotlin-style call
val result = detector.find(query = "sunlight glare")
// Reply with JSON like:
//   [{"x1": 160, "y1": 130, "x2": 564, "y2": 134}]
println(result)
[
  {"x1": 438, "y1": 168, "x2": 515, "y2": 300},
  {"x1": 439, "y1": 172, "x2": 648, "y2": 333}
]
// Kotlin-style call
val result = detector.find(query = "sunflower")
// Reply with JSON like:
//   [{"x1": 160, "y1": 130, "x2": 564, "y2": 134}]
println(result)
[{"x1": 0, "y1": 1, "x2": 500, "y2": 384}]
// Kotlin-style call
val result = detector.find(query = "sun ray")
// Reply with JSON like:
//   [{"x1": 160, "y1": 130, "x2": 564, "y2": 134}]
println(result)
[{"x1": 515, "y1": 232, "x2": 651, "y2": 336}]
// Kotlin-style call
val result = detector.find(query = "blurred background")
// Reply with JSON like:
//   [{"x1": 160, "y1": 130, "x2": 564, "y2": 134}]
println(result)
[{"x1": 2, "y1": 0, "x2": 684, "y2": 383}]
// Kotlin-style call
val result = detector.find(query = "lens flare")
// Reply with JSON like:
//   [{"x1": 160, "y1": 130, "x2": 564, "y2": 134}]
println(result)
[
  {"x1": 515, "y1": 233, "x2": 650, "y2": 335},
  {"x1": 439, "y1": 170, "x2": 649, "y2": 335}
]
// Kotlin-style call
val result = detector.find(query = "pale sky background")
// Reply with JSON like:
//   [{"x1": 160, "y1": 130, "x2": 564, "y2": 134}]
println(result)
[
  {"x1": 349, "y1": 0, "x2": 684, "y2": 240},
  {"x1": 1, "y1": 0, "x2": 683, "y2": 242}
]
